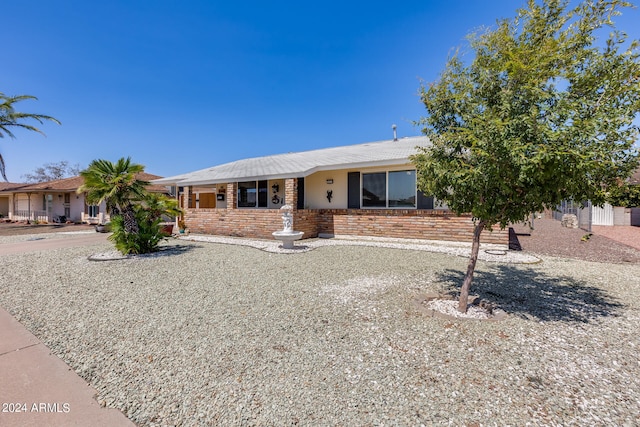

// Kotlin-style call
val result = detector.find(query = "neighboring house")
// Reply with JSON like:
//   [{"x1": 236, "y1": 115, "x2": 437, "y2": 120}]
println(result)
[
  {"x1": 154, "y1": 136, "x2": 508, "y2": 245},
  {"x1": 0, "y1": 182, "x2": 25, "y2": 218},
  {"x1": 555, "y1": 166, "x2": 640, "y2": 228},
  {"x1": 0, "y1": 173, "x2": 168, "y2": 224}
]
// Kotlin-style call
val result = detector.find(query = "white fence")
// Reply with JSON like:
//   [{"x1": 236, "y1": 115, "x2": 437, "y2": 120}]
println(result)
[
  {"x1": 12, "y1": 209, "x2": 49, "y2": 222},
  {"x1": 591, "y1": 203, "x2": 614, "y2": 226}
]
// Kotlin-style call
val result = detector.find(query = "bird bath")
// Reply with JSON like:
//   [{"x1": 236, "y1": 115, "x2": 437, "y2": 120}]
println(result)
[{"x1": 272, "y1": 205, "x2": 304, "y2": 249}]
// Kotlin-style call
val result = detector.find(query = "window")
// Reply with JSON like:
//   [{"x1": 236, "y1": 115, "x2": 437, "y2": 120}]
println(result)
[
  {"x1": 237, "y1": 180, "x2": 268, "y2": 208},
  {"x1": 258, "y1": 180, "x2": 268, "y2": 207},
  {"x1": 87, "y1": 205, "x2": 99, "y2": 217},
  {"x1": 362, "y1": 172, "x2": 386, "y2": 207},
  {"x1": 389, "y1": 170, "x2": 416, "y2": 207},
  {"x1": 361, "y1": 170, "x2": 416, "y2": 208},
  {"x1": 238, "y1": 181, "x2": 257, "y2": 207}
]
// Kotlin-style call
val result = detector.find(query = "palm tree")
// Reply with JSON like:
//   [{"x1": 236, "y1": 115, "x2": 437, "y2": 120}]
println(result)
[
  {"x1": 142, "y1": 192, "x2": 182, "y2": 221},
  {"x1": 77, "y1": 158, "x2": 149, "y2": 234},
  {"x1": 0, "y1": 92, "x2": 61, "y2": 181}
]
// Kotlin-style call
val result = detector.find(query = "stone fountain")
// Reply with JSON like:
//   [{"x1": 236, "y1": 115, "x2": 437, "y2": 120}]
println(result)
[{"x1": 272, "y1": 205, "x2": 304, "y2": 249}]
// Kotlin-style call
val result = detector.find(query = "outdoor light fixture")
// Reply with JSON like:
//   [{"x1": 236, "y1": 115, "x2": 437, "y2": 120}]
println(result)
[{"x1": 326, "y1": 179, "x2": 333, "y2": 184}]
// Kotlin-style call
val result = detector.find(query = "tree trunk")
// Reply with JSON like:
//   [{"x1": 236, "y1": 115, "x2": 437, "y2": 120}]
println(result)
[
  {"x1": 122, "y1": 205, "x2": 139, "y2": 234},
  {"x1": 458, "y1": 220, "x2": 486, "y2": 313}
]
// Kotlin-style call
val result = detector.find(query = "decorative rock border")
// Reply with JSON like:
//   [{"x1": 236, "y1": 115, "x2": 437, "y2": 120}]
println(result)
[
  {"x1": 88, "y1": 251, "x2": 130, "y2": 261},
  {"x1": 484, "y1": 249, "x2": 507, "y2": 255},
  {"x1": 413, "y1": 293, "x2": 508, "y2": 321}
]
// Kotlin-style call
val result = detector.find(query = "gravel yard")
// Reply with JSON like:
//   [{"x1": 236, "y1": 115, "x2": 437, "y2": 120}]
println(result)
[{"x1": 1, "y1": 230, "x2": 639, "y2": 425}]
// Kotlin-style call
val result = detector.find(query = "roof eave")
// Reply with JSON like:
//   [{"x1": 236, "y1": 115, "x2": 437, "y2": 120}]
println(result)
[{"x1": 163, "y1": 158, "x2": 415, "y2": 186}]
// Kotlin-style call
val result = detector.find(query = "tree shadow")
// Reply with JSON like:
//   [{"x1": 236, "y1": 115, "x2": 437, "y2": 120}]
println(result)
[
  {"x1": 435, "y1": 266, "x2": 624, "y2": 322},
  {"x1": 142, "y1": 244, "x2": 200, "y2": 258}
]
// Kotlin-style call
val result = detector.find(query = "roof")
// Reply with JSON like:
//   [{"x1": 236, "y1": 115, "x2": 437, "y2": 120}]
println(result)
[
  {"x1": 630, "y1": 168, "x2": 640, "y2": 185},
  {"x1": 0, "y1": 173, "x2": 168, "y2": 193},
  {"x1": 0, "y1": 182, "x2": 28, "y2": 191},
  {"x1": 154, "y1": 136, "x2": 430, "y2": 186}
]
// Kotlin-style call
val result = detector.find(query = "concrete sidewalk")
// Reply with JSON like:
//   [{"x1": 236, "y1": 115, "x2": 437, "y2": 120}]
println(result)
[
  {"x1": 1, "y1": 231, "x2": 132, "y2": 426},
  {"x1": 0, "y1": 307, "x2": 133, "y2": 426}
]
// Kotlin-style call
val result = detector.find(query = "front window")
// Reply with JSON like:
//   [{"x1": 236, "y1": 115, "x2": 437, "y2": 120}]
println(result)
[
  {"x1": 362, "y1": 172, "x2": 386, "y2": 207},
  {"x1": 238, "y1": 181, "x2": 269, "y2": 208},
  {"x1": 389, "y1": 170, "x2": 416, "y2": 207},
  {"x1": 87, "y1": 205, "x2": 99, "y2": 217},
  {"x1": 362, "y1": 170, "x2": 416, "y2": 208},
  {"x1": 238, "y1": 181, "x2": 257, "y2": 207}
]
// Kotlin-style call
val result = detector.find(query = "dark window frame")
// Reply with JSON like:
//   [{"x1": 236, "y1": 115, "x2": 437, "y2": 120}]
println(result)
[{"x1": 360, "y1": 169, "x2": 417, "y2": 209}]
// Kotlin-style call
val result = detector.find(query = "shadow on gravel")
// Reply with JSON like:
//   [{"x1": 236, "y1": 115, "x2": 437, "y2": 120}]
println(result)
[
  {"x1": 89, "y1": 244, "x2": 200, "y2": 261},
  {"x1": 436, "y1": 266, "x2": 623, "y2": 323},
  {"x1": 141, "y1": 244, "x2": 199, "y2": 258}
]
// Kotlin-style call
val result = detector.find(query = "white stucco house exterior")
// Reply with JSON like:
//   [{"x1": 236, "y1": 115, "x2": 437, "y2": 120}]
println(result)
[{"x1": 0, "y1": 173, "x2": 167, "y2": 224}]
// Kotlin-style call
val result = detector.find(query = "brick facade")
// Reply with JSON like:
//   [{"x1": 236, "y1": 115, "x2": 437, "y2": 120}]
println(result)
[
  {"x1": 185, "y1": 208, "x2": 283, "y2": 238},
  {"x1": 180, "y1": 177, "x2": 507, "y2": 245},
  {"x1": 184, "y1": 207, "x2": 507, "y2": 245},
  {"x1": 285, "y1": 178, "x2": 297, "y2": 209},
  {"x1": 315, "y1": 209, "x2": 507, "y2": 244}
]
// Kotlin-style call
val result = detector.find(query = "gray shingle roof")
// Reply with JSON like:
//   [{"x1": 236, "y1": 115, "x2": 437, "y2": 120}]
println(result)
[{"x1": 154, "y1": 136, "x2": 430, "y2": 186}]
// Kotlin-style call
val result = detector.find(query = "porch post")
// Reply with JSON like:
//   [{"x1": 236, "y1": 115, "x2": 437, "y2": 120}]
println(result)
[
  {"x1": 226, "y1": 182, "x2": 237, "y2": 210},
  {"x1": 27, "y1": 193, "x2": 32, "y2": 222},
  {"x1": 9, "y1": 193, "x2": 14, "y2": 219},
  {"x1": 182, "y1": 186, "x2": 191, "y2": 210},
  {"x1": 285, "y1": 178, "x2": 298, "y2": 210},
  {"x1": 175, "y1": 187, "x2": 180, "y2": 228}
]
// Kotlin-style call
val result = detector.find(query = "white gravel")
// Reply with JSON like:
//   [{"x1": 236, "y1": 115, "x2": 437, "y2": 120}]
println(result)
[
  {"x1": 1, "y1": 233, "x2": 639, "y2": 426},
  {"x1": 181, "y1": 233, "x2": 541, "y2": 263},
  {"x1": 424, "y1": 299, "x2": 492, "y2": 319}
]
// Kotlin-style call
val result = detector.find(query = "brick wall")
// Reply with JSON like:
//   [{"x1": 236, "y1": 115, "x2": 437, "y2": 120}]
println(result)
[
  {"x1": 184, "y1": 207, "x2": 507, "y2": 245},
  {"x1": 285, "y1": 178, "x2": 297, "y2": 209},
  {"x1": 185, "y1": 208, "x2": 283, "y2": 239},
  {"x1": 315, "y1": 209, "x2": 507, "y2": 245}
]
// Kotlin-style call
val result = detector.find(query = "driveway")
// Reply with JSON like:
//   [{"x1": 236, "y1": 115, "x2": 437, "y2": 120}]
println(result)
[{"x1": 0, "y1": 232, "x2": 108, "y2": 255}]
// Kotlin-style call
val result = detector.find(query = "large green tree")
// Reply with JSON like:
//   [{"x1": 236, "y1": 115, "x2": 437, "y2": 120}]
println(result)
[
  {"x1": 411, "y1": 0, "x2": 640, "y2": 312},
  {"x1": 0, "y1": 92, "x2": 60, "y2": 181}
]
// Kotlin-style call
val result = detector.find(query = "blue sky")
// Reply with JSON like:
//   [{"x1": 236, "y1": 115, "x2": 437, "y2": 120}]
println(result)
[{"x1": 3, "y1": 0, "x2": 639, "y2": 182}]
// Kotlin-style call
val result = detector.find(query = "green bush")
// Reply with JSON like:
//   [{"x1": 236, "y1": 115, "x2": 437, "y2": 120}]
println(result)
[
  {"x1": 108, "y1": 208, "x2": 166, "y2": 255},
  {"x1": 607, "y1": 184, "x2": 640, "y2": 208}
]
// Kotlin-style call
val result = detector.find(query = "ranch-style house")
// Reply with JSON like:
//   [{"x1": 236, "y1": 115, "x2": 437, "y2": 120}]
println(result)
[{"x1": 154, "y1": 136, "x2": 508, "y2": 246}]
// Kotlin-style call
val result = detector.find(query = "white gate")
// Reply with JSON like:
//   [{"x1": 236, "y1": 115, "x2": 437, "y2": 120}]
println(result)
[{"x1": 592, "y1": 203, "x2": 614, "y2": 226}]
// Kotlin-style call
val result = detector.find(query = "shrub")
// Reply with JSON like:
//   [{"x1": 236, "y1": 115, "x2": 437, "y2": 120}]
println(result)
[
  {"x1": 607, "y1": 184, "x2": 640, "y2": 208},
  {"x1": 109, "y1": 208, "x2": 165, "y2": 255}
]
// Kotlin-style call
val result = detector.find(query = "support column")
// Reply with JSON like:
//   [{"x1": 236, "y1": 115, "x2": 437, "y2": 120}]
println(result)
[
  {"x1": 27, "y1": 193, "x2": 32, "y2": 222},
  {"x1": 226, "y1": 182, "x2": 237, "y2": 210},
  {"x1": 9, "y1": 194, "x2": 14, "y2": 219},
  {"x1": 285, "y1": 178, "x2": 297, "y2": 210},
  {"x1": 182, "y1": 186, "x2": 191, "y2": 210}
]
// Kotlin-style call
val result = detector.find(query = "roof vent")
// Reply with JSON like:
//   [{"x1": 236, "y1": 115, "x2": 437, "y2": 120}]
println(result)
[{"x1": 392, "y1": 124, "x2": 398, "y2": 141}]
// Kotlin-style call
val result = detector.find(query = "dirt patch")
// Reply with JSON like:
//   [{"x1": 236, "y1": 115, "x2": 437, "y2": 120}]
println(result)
[{"x1": 510, "y1": 218, "x2": 640, "y2": 264}]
